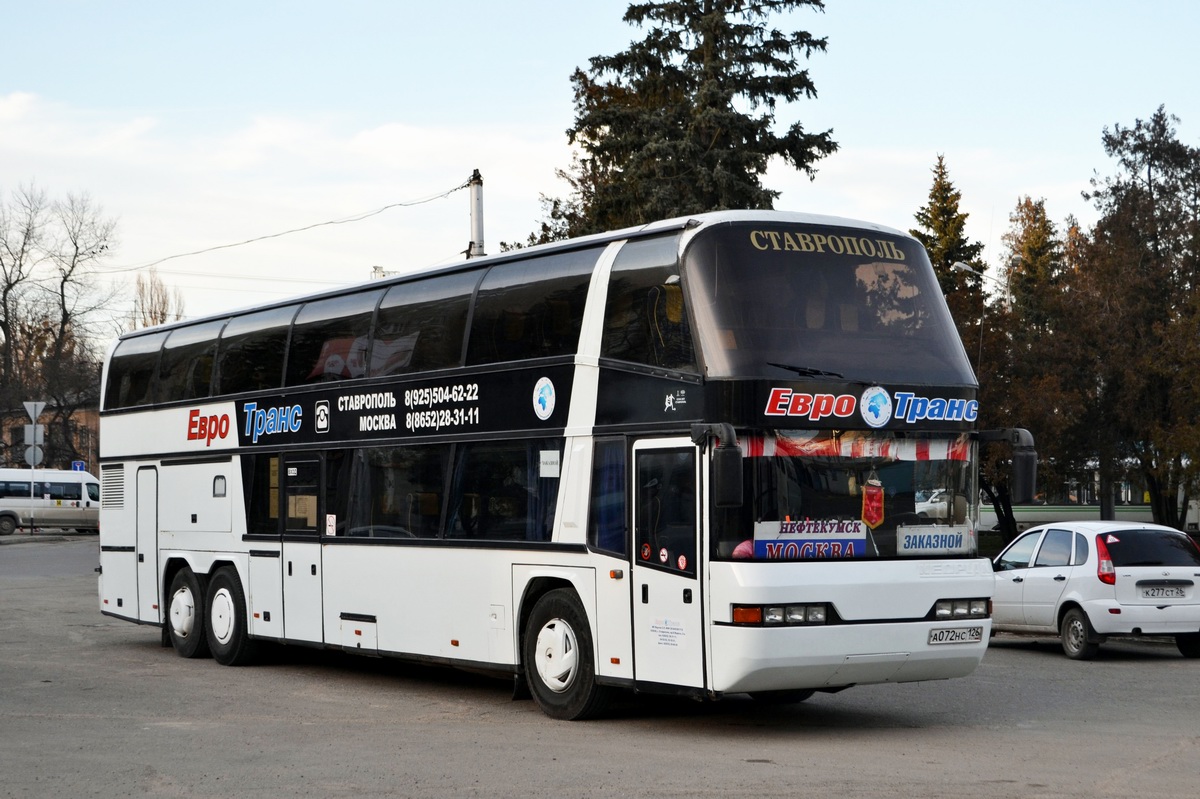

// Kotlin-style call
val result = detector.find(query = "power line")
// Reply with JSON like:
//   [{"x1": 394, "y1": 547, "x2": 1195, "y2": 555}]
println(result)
[{"x1": 98, "y1": 178, "x2": 472, "y2": 276}]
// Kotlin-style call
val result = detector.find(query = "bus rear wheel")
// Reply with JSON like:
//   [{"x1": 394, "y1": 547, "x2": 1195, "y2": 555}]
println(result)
[
  {"x1": 0, "y1": 516, "x2": 16, "y2": 536},
  {"x1": 206, "y1": 567, "x2": 258, "y2": 666},
  {"x1": 166, "y1": 568, "x2": 210, "y2": 659},
  {"x1": 523, "y1": 588, "x2": 610, "y2": 720}
]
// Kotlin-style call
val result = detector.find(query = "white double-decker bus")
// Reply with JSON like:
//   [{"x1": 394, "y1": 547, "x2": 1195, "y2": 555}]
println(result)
[{"x1": 98, "y1": 211, "x2": 1034, "y2": 719}]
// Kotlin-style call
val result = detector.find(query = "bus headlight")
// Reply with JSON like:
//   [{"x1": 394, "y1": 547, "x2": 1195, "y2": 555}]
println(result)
[
  {"x1": 733, "y1": 603, "x2": 829, "y2": 626},
  {"x1": 932, "y1": 598, "x2": 990, "y2": 620}
]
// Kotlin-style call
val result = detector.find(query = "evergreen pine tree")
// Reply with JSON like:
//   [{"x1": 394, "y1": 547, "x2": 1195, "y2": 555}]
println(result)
[
  {"x1": 909, "y1": 155, "x2": 985, "y2": 372},
  {"x1": 539, "y1": 0, "x2": 837, "y2": 239}
]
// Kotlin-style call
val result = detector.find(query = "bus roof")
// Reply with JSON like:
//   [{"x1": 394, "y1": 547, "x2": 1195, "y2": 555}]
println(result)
[{"x1": 113, "y1": 210, "x2": 913, "y2": 343}]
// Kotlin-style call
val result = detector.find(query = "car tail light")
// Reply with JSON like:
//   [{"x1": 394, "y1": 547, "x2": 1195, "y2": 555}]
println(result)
[{"x1": 1095, "y1": 534, "x2": 1116, "y2": 585}]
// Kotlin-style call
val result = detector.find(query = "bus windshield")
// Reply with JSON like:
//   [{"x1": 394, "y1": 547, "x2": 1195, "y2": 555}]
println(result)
[
  {"x1": 714, "y1": 430, "x2": 978, "y2": 561},
  {"x1": 684, "y1": 222, "x2": 975, "y2": 385}
]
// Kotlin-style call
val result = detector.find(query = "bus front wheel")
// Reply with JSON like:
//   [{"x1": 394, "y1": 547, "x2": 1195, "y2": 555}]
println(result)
[
  {"x1": 523, "y1": 588, "x2": 610, "y2": 720},
  {"x1": 166, "y1": 568, "x2": 210, "y2": 659},
  {"x1": 0, "y1": 516, "x2": 16, "y2": 536},
  {"x1": 206, "y1": 567, "x2": 258, "y2": 666}
]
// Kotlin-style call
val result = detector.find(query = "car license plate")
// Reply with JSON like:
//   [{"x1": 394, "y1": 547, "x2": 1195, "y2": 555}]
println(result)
[
  {"x1": 1141, "y1": 586, "x2": 1186, "y2": 598},
  {"x1": 928, "y1": 626, "x2": 983, "y2": 645}
]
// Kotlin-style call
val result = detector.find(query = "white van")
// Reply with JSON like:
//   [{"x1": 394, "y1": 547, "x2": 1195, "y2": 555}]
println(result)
[{"x1": 0, "y1": 468, "x2": 100, "y2": 535}]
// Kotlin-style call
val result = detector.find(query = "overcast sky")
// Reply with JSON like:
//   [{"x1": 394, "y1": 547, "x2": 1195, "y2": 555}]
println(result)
[{"x1": 3, "y1": 1, "x2": 1198, "y2": 324}]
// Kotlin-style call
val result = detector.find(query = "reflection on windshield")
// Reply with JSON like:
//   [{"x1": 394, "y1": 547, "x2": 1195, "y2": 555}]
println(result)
[
  {"x1": 713, "y1": 430, "x2": 977, "y2": 561},
  {"x1": 684, "y1": 223, "x2": 975, "y2": 385}
]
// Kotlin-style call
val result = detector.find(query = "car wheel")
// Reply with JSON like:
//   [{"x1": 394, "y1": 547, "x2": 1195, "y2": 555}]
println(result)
[
  {"x1": 1175, "y1": 633, "x2": 1200, "y2": 659},
  {"x1": 0, "y1": 516, "x2": 16, "y2": 536},
  {"x1": 206, "y1": 567, "x2": 259, "y2": 666},
  {"x1": 166, "y1": 568, "x2": 211, "y2": 659},
  {"x1": 1060, "y1": 607, "x2": 1099, "y2": 660},
  {"x1": 523, "y1": 588, "x2": 611, "y2": 720}
]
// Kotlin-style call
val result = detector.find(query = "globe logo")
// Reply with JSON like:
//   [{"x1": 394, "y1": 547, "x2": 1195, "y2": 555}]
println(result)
[
  {"x1": 860, "y1": 386, "x2": 892, "y2": 428},
  {"x1": 533, "y1": 377, "x2": 556, "y2": 421}
]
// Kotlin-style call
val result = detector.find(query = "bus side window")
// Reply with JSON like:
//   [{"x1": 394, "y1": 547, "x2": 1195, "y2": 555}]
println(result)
[
  {"x1": 217, "y1": 306, "x2": 296, "y2": 395},
  {"x1": 285, "y1": 291, "x2": 381, "y2": 386},
  {"x1": 104, "y1": 331, "x2": 169, "y2": 409},
  {"x1": 587, "y1": 438, "x2": 627, "y2": 556},
  {"x1": 242, "y1": 453, "x2": 281, "y2": 536},
  {"x1": 466, "y1": 249, "x2": 598, "y2": 365},
  {"x1": 601, "y1": 235, "x2": 696, "y2": 372},
  {"x1": 373, "y1": 271, "x2": 480, "y2": 376},
  {"x1": 158, "y1": 320, "x2": 226, "y2": 402},
  {"x1": 284, "y1": 458, "x2": 320, "y2": 533},
  {"x1": 635, "y1": 449, "x2": 696, "y2": 576},
  {"x1": 447, "y1": 440, "x2": 562, "y2": 542},
  {"x1": 346, "y1": 446, "x2": 449, "y2": 538}
]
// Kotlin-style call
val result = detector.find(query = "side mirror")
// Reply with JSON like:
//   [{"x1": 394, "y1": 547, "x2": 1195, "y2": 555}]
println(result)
[
  {"x1": 979, "y1": 428, "x2": 1037, "y2": 506},
  {"x1": 693, "y1": 423, "x2": 744, "y2": 508},
  {"x1": 1011, "y1": 447, "x2": 1037, "y2": 505},
  {"x1": 713, "y1": 445, "x2": 743, "y2": 508}
]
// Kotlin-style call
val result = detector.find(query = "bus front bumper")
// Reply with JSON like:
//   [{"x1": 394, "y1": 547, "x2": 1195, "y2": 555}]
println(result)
[{"x1": 709, "y1": 619, "x2": 991, "y2": 694}]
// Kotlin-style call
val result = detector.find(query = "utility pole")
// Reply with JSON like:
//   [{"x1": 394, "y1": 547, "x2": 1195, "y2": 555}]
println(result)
[{"x1": 467, "y1": 169, "x2": 485, "y2": 259}]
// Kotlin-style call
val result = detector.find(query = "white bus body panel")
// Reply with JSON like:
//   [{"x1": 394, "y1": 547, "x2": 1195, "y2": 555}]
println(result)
[
  {"x1": 706, "y1": 559, "x2": 993, "y2": 693},
  {"x1": 98, "y1": 463, "x2": 138, "y2": 619},
  {"x1": 135, "y1": 467, "x2": 160, "y2": 622},
  {"x1": 321, "y1": 547, "x2": 598, "y2": 667}
]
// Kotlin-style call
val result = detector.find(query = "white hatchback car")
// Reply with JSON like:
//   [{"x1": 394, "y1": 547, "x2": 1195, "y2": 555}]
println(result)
[{"x1": 992, "y1": 521, "x2": 1200, "y2": 659}]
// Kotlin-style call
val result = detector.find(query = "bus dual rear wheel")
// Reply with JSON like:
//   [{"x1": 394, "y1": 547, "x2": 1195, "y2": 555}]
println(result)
[
  {"x1": 206, "y1": 567, "x2": 258, "y2": 666},
  {"x1": 166, "y1": 568, "x2": 210, "y2": 659},
  {"x1": 523, "y1": 588, "x2": 611, "y2": 721}
]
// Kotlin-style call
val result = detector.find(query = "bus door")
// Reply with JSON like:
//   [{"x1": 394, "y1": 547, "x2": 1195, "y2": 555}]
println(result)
[
  {"x1": 135, "y1": 466, "x2": 160, "y2": 622},
  {"x1": 631, "y1": 439, "x2": 705, "y2": 690},
  {"x1": 281, "y1": 455, "x2": 324, "y2": 643}
]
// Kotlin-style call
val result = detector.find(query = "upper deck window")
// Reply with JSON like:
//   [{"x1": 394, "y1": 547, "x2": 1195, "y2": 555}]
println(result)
[
  {"x1": 466, "y1": 248, "x2": 599, "y2": 365},
  {"x1": 601, "y1": 234, "x2": 696, "y2": 372},
  {"x1": 216, "y1": 305, "x2": 297, "y2": 395},
  {"x1": 285, "y1": 290, "x2": 383, "y2": 386},
  {"x1": 373, "y1": 270, "x2": 481, "y2": 376},
  {"x1": 104, "y1": 330, "x2": 169, "y2": 409},
  {"x1": 158, "y1": 319, "x2": 227, "y2": 402},
  {"x1": 683, "y1": 223, "x2": 975, "y2": 385}
]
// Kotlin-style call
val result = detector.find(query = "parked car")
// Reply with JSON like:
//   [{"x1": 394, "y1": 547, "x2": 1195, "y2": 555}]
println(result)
[
  {"x1": 0, "y1": 468, "x2": 100, "y2": 535},
  {"x1": 915, "y1": 489, "x2": 950, "y2": 519},
  {"x1": 992, "y1": 521, "x2": 1200, "y2": 659}
]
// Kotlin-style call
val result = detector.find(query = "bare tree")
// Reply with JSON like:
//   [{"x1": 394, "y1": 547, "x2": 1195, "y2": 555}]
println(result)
[
  {"x1": 131, "y1": 266, "x2": 185, "y2": 329},
  {"x1": 0, "y1": 185, "x2": 49, "y2": 412},
  {"x1": 0, "y1": 184, "x2": 119, "y2": 468}
]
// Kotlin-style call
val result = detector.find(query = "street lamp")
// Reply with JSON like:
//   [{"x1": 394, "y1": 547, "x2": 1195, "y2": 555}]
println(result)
[
  {"x1": 951, "y1": 258, "x2": 1019, "y2": 374},
  {"x1": 953, "y1": 258, "x2": 1017, "y2": 304}
]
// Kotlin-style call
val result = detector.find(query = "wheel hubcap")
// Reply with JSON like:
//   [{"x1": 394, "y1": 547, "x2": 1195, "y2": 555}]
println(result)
[
  {"x1": 210, "y1": 588, "x2": 234, "y2": 645},
  {"x1": 534, "y1": 618, "x2": 578, "y2": 693},
  {"x1": 169, "y1": 586, "x2": 196, "y2": 639},
  {"x1": 1066, "y1": 619, "x2": 1085, "y2": 651}
]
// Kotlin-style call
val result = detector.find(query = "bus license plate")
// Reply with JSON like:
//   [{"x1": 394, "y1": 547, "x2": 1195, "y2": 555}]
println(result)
[
  {"x1": 928, "y1": 626, "x2": 983, "y2": 645},
  {"x1": 1142, "y1": 587, "x2": 1185, "y2": 598}
]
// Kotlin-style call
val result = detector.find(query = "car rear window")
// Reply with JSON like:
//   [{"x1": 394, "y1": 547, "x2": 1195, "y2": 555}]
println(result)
[{"x1": 1103, "y1": 530, "x2": 1200, "y2": 567}]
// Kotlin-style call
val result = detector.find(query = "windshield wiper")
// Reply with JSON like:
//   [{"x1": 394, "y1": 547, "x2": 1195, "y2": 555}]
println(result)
[{"x1": 768, "y1": 362, "x2": 844, "y2": 379}]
